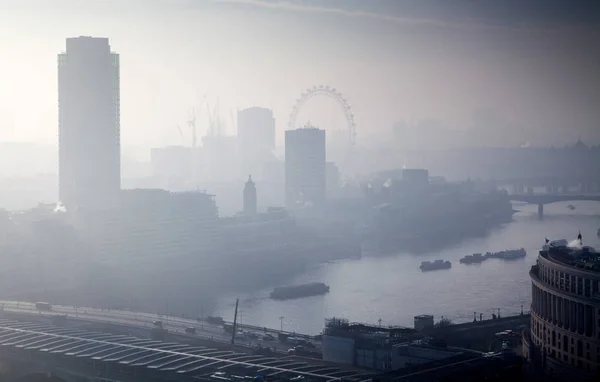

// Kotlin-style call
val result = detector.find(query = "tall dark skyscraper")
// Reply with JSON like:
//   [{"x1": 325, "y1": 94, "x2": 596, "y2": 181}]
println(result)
[
  {"x1": 58, "y1": 36, "x2": 120, "y2": 209},
  {"x1": 285, "y1": 127, "x2": 326, "y2": 208}
]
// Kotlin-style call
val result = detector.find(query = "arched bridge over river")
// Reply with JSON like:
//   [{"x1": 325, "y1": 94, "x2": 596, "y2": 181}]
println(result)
[{"x1": 509, "y1": 193, "x2": 600, "y2": 219}]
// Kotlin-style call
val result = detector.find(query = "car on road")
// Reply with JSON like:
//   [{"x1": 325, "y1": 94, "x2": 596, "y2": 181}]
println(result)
[
  {"x1": 35, "y1": 302, "x2": 52, "y2": 311},
  {"x1": 206, "y1": 316, "x2": 224, "y2": 325},
  {"x1": 495, "y1": 329, "x2": 519, "y2": 338},
  {"x1": 262, "y1": 334, "x2": 275, "y2": 341},
  {"x1": 483, "y1": 352, "x2": 500, "y2": 358},
  {"x1": 286, "y1": 336, "x2": 305, "y2": 345},
  {"x1": 246, "y1": 331, "x2": 259, "y2": 339},
  {"x1": 153, "y1": 320, "x2": 163, "y2": 328},
  {"x1": 185, "y1": 327, "x2": 196, "y2": 334}
]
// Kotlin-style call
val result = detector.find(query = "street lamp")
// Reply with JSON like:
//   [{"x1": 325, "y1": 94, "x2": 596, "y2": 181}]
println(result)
[
  {"x1": 279, "y1": 316, "x2": 284, "y2": 332},
  {"x1": 200, "y1": 304, "x2": 204, "y2": 330}
]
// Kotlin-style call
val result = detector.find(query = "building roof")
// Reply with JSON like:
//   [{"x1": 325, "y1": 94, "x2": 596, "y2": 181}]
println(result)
[
  {"x1": 324, "y1": 317, "x2": 417, "y2": 341},
  {"x1": 542, "y1": 244, "x2": 600, "y2": 273},
  {"x1": 0, "y1": 319, "x2": 373, "y2": 381},
  {"x1": 372, "y1": 353, "x2": 519, "y2": 381}
]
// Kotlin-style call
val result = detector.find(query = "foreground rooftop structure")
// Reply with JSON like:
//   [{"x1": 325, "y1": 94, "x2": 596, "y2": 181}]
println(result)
[
  {"x1": 0, "y1": 319, "x2": 373, "y2": 381},
  {"x1": 525, "y1": 239, "x2": 600, "y2": 379}
]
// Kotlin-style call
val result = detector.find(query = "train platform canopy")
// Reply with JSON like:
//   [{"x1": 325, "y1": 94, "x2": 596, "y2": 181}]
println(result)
[{"x1": 0, "y1": 319, "x2": 373, "y2": 381}]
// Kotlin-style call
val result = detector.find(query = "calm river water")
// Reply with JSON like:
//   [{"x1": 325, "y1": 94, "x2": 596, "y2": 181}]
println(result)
[{"x1": 215, "y1": 201, "x2": 600, "y2": 335}]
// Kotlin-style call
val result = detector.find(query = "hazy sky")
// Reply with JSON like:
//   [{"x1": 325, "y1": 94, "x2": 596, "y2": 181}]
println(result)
[{"x1": 1, "y1": 0, "x2": 599, "y2": 148}]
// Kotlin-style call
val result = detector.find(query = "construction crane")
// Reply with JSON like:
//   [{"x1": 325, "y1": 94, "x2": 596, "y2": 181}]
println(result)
[
  {"x1": 209, "y1": 100, "x2": 220, "y2": 137},
  {"x1": 176, "y1": 124, "x2": 184, "y2": 146},
  {"x1": 187, "y1": 108, "x2": 197, "y2": 149},
  {"x1": 230, "y1": 108, "x2": 236, "y2": 135},
  {"x1": 197, "y1": 93, "x2": 209, "y2": 138},
  {"x1": 215, "y1": 98, "x2": 222, "y2": 136}
]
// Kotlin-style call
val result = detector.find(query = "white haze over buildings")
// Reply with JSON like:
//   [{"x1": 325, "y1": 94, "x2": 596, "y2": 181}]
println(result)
[{"x1": 0, "y1": 0, "x2": 599, "y2": 159}]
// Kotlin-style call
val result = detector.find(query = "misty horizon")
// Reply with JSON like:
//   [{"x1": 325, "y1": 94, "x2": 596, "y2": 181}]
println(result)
[{"x1": 1, "y1": 0, "x2": 599, "y2": 150}]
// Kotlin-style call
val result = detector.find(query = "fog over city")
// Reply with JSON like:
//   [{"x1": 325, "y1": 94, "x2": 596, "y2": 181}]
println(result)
[
  {"x1": 0, "y1": 2, "x2": 599, "y2": 381},
  {"x1": 2, "y1": 0, "x2": 600, "y2": 147}
]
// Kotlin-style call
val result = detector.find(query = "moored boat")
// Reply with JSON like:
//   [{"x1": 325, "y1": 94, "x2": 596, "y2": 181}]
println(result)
[
  {"x1": 484, "y1": 248, "x2": 526, "y2": 260},
  {"x1": 420, "y1": 260, "x2": 451, "y2": 272},
  {"x1": 459, "y1": 253, "x2": 486, "y2": 264},
  {"x1": 501, "y1": 248, "x2": 526, "y2": 260}
]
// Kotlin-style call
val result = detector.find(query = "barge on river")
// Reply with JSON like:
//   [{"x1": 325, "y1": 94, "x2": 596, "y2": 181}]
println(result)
[
  {"x1": 420, "y1": 260, "x2": 451, "y2": 272},
  {"x1": 270, "y1": 282, "x2": 330, "y2": 300}
]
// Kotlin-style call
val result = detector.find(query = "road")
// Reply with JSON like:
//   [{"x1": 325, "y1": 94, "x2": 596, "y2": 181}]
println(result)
[{"x1": 0, "y1": 300, "x2": 321, "y2": 354}]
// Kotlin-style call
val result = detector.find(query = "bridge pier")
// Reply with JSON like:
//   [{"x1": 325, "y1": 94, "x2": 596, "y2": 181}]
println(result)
[{"x1": 538, "y1": 204, "x2": 544, "y2": 220}]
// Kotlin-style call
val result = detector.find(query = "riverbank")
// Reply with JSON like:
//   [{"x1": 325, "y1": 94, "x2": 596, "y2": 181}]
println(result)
[
  {"x1": 363, "y1": 205, "x2": 516, "y2": 254},
  {"x1": 211, "y1": 201, "x2": 600, "y2": 334}
]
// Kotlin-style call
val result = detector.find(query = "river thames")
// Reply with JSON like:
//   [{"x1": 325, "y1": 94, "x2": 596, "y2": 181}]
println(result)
[{"x1": 215, "y1": 200, "x2": 600, "y2": 334}]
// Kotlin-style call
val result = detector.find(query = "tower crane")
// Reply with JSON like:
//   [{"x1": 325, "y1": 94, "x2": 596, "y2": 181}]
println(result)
[
  {"x1": 230, "y1": 109, "x2": 236, "y2": 135},
  {"x1": 215, "y1": 97, "x2": 221, "y2": 136},
  {"x1": 176, "y1": 124, "x2": 184, "y2": 146},
  {"x1": 187, "y1": 108, "x2": 197, "y2": 149},
  {"x1": 209, "y1": 100, "x2": 220, "y2": 136},
  {"x1": 197, "y1": 93, "x2": 209, "y2": 138}
]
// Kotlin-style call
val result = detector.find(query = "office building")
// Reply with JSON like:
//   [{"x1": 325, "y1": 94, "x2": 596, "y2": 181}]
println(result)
[
  {"x1": 320, "y1": 317, "x2": 464, "y2": 372},
  {"x1": 237, "y1": 107, "x2": 275, "y2": 178},
  {"x1": 402, "y1": 168, "x2": 429, "y2": 186},
  {"x1": 58, "y1": 36, "x2": 120, "y2": 209},
  {"x1": 326, "y1": 162, "x2": 339, "y2": 198},
  {"x1": 524, "y1": 238, "x2": 600, "y2": 380},
  {"x1": 150, "y1": 146, "x2": 193, "y2": 190},
  {"x1": 200, "y1": 135, "x2": 238, "y2": 182},
  {"x1": 414, "y1": 315, "x2": 435, "y2": 332},
  {"x1": 237, "y1": 107, "x2": 275, "y2": 150},
  {"x1": 76, "y1": 189, "x2": 218, "y2": 259},
  {"x1": 285, "y1": 127, "x2": 326, "y2": 208}
]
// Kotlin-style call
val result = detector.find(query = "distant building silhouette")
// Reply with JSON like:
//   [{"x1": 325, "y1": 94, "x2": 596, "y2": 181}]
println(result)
[
  {"x1": 243, "y1": 175, "x2": 257, "y2": 215},
  {"x1": 58, "y1": 36, "x2": 120, "y2": 209},
  {"x1": 150, "y1": 146, "x2": 192, "y2": 190},
  {"x1": 200, "y1": 135, "x2": 238, "y2": 183},
  {"x1": 285, "y1": 127, "x2": 326, "y2": 208},
  {"x1": 238, "y1": 107, "x2": 275, "y2": 150},
  {"x1": 76, "y1": 189, "x2": 218, "y2": 258},
  {"x1": 326, "y1": 162, "x2": 339, "y2": 198},
  {"x1": 237, "y1": 107, "x2": 275, "y2": 178}
]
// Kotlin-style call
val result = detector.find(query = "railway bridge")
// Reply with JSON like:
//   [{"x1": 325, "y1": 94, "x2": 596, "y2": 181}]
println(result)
[
  {"x1": 509, "y1": 193, "x2": 600, "y2": 219},
  {"x1": 0, "y1": 319, "x2": 372, "y2": 382}
]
